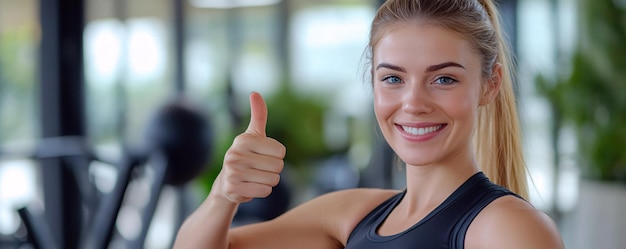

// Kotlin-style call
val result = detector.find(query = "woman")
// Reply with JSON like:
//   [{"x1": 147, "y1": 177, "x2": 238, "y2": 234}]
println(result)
[{"x1": 174, "y1": 0, "x2": 565, "y2": 248}]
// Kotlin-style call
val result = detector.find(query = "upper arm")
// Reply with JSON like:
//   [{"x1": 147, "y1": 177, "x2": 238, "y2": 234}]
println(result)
[
  {"x1": 228, "y1": 198, "x2": 341, "y2": 249},
  {"x1": 228, "y1": 189, "x2": 397, "y2": 249},
  {"x1": 466, "y1": 196, "x2": 565, "y2": 249}
]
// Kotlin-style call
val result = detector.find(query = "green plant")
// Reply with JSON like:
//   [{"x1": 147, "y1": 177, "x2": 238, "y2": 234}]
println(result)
[
  {"x1": 264, "y1": 85, "x2": 333, "y2": 169},
  {"x1": 536, "y1": 0, "x2": 626, "y2": 183}
]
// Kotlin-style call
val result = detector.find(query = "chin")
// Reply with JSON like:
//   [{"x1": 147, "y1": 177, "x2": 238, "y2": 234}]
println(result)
[{"x1": 396, "y1": 154, "x2": 437, "y2": 167}]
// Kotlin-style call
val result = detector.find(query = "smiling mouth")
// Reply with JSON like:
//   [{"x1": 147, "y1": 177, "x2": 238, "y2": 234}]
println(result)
[{"x1": 401, "y1": 125, "x2": 444, "y2": 136}]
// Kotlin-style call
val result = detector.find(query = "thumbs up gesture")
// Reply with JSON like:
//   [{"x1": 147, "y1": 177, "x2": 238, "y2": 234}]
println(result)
[{"x1": 214, "y1": 92, "x2": 287, "y2": 204}]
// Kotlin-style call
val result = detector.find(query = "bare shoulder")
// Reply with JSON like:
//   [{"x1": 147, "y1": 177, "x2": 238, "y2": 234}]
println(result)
[
  {"x1": 230, "y1": 188, "x2": 399, "y2": 248},
  {"x1": 280, "y1": 188, "x2": 399, "y2": 216},
  {"x1": 282, "y1": 188, "x2": 399, "y2": 243},
  {"x1": 466, "y1": 196, "x2": 565, "y2": 249},
  {"x1": 308, "y1": 189, "x2": 400, "y2": 238},
  {"x1": 308, "y1": 188, "x2": 399, "y2": 209}
]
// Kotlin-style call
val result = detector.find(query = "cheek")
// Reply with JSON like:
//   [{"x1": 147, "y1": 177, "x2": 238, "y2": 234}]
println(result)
[
  {"x1": 373, "y1": 87, "x2": 398, "y2": 120},
  {"x1": 443, "y1": 90, "x2": 480, "y2": 123}
]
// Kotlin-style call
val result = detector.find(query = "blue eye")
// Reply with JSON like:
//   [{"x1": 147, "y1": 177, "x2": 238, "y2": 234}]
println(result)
[
  {"x1": 382, "y1": 75, "x2": 402, "y2": 84},
  {"x1": 434, "y1": 76, "x2": 457, "y2": 85}
]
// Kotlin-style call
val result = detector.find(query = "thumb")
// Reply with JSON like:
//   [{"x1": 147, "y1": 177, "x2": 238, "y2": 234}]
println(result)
[{"x1": 245, "y1": 91, "x2": 267, "y2": 137}]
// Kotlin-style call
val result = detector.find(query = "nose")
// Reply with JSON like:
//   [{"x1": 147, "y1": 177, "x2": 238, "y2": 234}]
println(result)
[{"x1": 402, "y1": 83, "x2": 433, "y2": 114}]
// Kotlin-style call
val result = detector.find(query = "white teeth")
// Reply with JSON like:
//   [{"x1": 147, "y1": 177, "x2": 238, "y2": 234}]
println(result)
[{"x1": 402, "y1": 125, "x2": 442, "y2": 135}]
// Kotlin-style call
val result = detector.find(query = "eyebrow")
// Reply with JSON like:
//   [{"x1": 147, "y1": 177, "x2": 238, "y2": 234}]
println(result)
[
  {"x1": 426, "y1": 62, "x2": 465, "y2": 72},
  {"x1": 375, "y1": 63, "x2": 406, "y2": 72},
  {"x1": 375, "y1": 61, "x2": 465, "y2": 72}
]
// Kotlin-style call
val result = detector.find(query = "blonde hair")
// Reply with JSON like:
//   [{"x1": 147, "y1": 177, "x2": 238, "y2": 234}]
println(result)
[{"x1": 368, "y1": 0, "x2": 528, "y2": 198}]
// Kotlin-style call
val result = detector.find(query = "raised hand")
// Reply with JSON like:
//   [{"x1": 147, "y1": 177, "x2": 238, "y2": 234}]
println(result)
[{"x1": 215, "y1": 92, "x2": 286, "y2": 204}]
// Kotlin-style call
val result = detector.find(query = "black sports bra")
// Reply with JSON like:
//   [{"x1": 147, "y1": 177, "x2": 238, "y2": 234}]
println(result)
[{"x1": 345, "y1": 172, "x2": 522, "y2": 249}]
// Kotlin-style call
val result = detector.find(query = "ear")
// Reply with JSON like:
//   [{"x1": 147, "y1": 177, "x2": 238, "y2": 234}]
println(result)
[{"x1": 479, "y1": 63, "x2": 503, "y2": 106}]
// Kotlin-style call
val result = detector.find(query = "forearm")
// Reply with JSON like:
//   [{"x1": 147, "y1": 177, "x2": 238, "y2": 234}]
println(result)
[
  {"x1": 173, "y1": 192, "x2": 238, "y2": 249},
  {"x1": 174, "y1": 92, "x2": 284, "y2": 248}
]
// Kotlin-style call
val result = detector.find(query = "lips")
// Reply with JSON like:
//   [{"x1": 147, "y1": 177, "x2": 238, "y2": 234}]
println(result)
[
  {"x1": 395, "y1": 123, "x2": 447, "y2": 141},
  {"x1": 401, "y1": 124, "x2": 443, "y2": 135}
]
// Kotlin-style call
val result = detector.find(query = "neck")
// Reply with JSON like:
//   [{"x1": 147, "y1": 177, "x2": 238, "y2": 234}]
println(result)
[{"x1": 400, "y1": 151, "x2": 479, "y2": 214}]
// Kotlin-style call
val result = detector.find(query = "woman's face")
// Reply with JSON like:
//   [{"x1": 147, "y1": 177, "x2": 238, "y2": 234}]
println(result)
[{"x1": 372, "y1": 23, "x2": 499, "y2": 167}]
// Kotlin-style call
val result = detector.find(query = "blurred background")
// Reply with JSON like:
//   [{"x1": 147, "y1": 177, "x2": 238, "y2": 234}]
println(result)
[{"x1": 0, "y1": 0, "x2": 624, "y2": 248}]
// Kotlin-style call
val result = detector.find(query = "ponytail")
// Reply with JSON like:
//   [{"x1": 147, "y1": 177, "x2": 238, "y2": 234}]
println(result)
[{"x1": 475, "y1": 0, "x2": 528, "y2": 199}]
